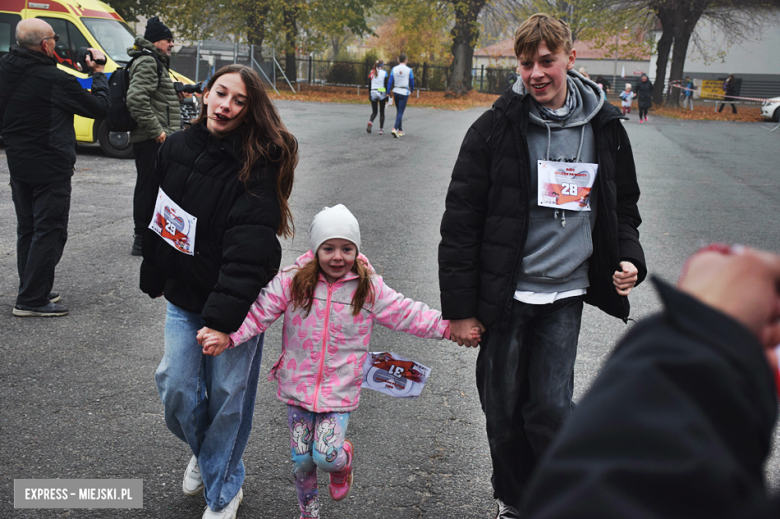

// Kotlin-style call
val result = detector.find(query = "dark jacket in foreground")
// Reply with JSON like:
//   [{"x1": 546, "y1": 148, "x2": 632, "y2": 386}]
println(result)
[
  {"x1": 438, "y1": 87, "x2": 646, "y2": 326},
  {"x1": 522, "y1": 278, "x2": 780, "y2": 519},
  {"x1": 0, "y1": 45, "x2": 110, "y2": 184},
  {"x1": 140, "y1": 121, "x2": 282, "y2": 333}
]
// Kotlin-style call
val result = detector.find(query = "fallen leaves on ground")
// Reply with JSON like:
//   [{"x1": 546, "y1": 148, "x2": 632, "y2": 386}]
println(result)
[
  {"x1": 268, "y1": 84, "x2": 499, "y2": 111},
  {"x1": 267, "y1": 85, "x2": 769, "y2": 121},
  {"x1": 609, "y1": 101, "x2": 765, "y2": 122}
]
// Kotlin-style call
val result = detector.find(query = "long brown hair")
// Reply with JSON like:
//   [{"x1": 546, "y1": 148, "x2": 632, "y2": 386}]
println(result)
[
  {"x1": 194, "y1": 64, "x2": 297, "y2": 238},
  {"x1": 290, "y1": 254, "x2": 375, "y2": 317}
]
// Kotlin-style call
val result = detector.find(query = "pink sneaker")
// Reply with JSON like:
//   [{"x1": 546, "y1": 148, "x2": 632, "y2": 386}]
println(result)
[
  {"x1": 638, "y1": 119, "x2": 643, "y2": 124},
  {"x1": 378, "y1": 128, "x2": 384, "y2": 135},
  {"x1": 329, "y1": 440, "x2": 353, "y2": 501}
]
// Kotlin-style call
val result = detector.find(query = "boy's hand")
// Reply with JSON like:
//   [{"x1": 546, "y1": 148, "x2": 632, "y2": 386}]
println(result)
[
  {"x1": 196, "y1": 327, "x2": 231, "y2": 356},
  {"x1": 613, "y1": 261, "x2": 638, "y2": 296},
  {"x1": 451, "y1": 318, "x2": 486, "y2": 347}
]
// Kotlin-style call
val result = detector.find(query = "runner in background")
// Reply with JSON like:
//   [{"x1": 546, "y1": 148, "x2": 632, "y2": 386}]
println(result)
[
  {"x1": 388, "y1": 54, "x2": 414, "y2": 138},
  {"x1": 366, "y1": 60, "x2": 388, "y2": 135}
]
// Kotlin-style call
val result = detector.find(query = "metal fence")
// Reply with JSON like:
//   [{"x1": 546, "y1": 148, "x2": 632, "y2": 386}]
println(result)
[{"x1": 168, "y1": 43, "x2": 518, "y2": 94}]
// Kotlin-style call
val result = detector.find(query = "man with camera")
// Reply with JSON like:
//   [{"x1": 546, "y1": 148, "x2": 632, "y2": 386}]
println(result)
[
  {"x1": 127, "y1": 16, "x2": 181, "y2": 256},
  {"x1": 0, "y1": 18, "x2": 110, "y2": 317}
]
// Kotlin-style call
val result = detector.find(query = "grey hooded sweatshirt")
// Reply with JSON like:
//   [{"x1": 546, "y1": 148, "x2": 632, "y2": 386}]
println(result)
[{"x1": 514, "y1": 71, "x2": 606, "y2": 294}]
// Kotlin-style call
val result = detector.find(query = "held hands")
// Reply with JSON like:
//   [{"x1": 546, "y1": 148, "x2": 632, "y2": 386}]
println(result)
[
  {"x1": 196, "y1": 326, "x2": 231, "y2": 357},
  {"x1": 450, "y1": 317, "x2": 486, "y2": 348},
  {"x1": 613, "y1": 261, "x2": 639, "y2": 296}
]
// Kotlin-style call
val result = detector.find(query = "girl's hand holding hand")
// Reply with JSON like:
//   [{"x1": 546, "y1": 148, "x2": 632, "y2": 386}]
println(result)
[{"x1": 196, "y1": 327, "x2": 231, "y2": 357}]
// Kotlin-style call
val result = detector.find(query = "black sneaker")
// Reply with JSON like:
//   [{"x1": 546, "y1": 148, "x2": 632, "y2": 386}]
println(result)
[
  {"x1": 13, "y1": 302, "x2": 69, "y2": 317},
  {"x1": 131, "y1": 235, "x2": 143, "y2": 256},
  {"x1": 496, "y1": 500, "x2": 521, "y2": 519},
  {"x1": 48, "y1": 291, "x2": 61, "y2": 303}
]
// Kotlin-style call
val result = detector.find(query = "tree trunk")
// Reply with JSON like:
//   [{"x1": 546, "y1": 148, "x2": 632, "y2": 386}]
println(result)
[
  {"x1": 651, "y1": 3, "x2": 675, "y2": 105},
  {"x1": 246, "y1": 1, "x2": 270, "y2": 64},
  {"x1": 665, "y1": 1, "x2": 706, "y2": 107},
  {"x1": 445, "y1": 0, "x2": 486, "y2": 98},
  {"x1": 283, "y1": 4, "x2": 299, "y2": 82}
]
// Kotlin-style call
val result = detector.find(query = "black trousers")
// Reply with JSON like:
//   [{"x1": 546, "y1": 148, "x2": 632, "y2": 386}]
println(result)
[
  {"x1": 133, "y1": 139, "x2": 161, "y2": 236},
  {"x1": 11, "y1": 177, "x2": 71, "y2": 307},
  {"x1": 477, "y1": 296, "x2": 584, "y2": 509},
  {"x1": 717, "y1": 102, "x2": 737, "y2": 114}
]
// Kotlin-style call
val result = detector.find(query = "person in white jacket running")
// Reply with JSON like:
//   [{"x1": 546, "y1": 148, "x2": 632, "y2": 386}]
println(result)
[{"x1": 388, "y1": 54, "x2": 414, "y2": 138}]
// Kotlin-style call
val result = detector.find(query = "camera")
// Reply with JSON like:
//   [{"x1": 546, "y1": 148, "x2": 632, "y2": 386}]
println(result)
[
  {"x1": 174, "y1": 81, "x2": 204, "y2": 95},
  {"x1": 75, "y1": 47, "x2": 106, "y2": 73}
]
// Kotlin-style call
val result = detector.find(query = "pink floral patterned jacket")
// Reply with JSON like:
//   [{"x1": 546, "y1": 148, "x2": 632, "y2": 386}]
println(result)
[{"x1": 230, "y1": 251, "x2": 450, "y2": 413}]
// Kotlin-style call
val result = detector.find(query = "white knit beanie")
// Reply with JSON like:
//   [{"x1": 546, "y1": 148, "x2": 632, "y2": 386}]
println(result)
[{"x1": 309, "y1": 204, "x2": 361, "y2": 254}]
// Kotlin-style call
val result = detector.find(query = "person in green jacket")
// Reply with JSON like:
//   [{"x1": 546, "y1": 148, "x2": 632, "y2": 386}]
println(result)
[{"x1": 127, "y1": 16, "x2": 181, "y2": 256}]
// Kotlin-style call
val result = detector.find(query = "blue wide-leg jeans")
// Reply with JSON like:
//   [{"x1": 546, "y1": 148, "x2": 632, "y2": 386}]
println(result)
[{"x1": 155, "y1": 302, "x2": 263, "y2": 511}]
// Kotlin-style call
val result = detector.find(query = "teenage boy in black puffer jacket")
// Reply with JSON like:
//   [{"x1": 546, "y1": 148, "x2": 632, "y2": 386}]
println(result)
[{"x1": 438, "y1": 13, "x2": 646, "y2": 518}]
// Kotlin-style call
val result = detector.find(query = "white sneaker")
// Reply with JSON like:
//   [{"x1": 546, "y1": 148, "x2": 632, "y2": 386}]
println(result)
[
  {"x1": 203, "y1": 488, "x2": 243, "y2": 519},
  {"x1": 495, "y1": 499, "x2": 521, "y2": 519},
  {"x1": 182, "y1": 455, "x2": 204, "y2": 496}
]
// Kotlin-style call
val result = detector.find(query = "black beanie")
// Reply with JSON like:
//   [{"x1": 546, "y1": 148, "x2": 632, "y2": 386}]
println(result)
[{"x1": 144, "y1": 17, "x2": 173, "y2": 43}]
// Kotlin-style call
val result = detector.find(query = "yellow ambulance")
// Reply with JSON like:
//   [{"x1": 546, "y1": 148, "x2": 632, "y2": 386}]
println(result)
[{"x1": 1, "y1": 0, "x2": 191, "y2": 158}]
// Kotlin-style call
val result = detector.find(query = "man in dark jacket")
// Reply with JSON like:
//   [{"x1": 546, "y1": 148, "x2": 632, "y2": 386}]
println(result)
[
  {"x1": 127, "y1": 16, "x2": 181, "y2": 256},
  {"x1": 522, "y1": 246, "x2": 780, "y2": 519},
  {"x1": 438, "y1": 14, "x2": 646, "y2": 517},
  {"x1": 0, "y1": 18, "x2": 110, "y2": 317}
]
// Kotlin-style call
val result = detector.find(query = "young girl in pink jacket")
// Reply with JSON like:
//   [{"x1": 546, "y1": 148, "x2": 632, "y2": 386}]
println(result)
[{"x1": 197, "y1": 204, "x2": 478, "y2": 519}]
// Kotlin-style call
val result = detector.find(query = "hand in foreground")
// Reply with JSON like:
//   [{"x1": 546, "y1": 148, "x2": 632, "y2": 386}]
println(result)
[
  {"x1": 155, "y1": 131, "x2": 167, "y2": 144},
  {"x1": 85, "y1": 48, "x2": 105, "y2": 73},
  {"x1": 196, "y1": 326, "x2": 231, "y2": 357},
  {"x1": 450, "y1": 317, "x2": 486, "y2": 347},
  {"x1": 613, "y1": 261, "x2": 638, "y2": 296},
  {"x1": 677, "y1": 245, "x2": 780, "y2": 370}
]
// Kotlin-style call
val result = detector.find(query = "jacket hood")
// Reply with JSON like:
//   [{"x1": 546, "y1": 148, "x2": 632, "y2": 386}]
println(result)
[
  {"x1": 292, "y1": 250, "x2": 375, "y2": 283},
  {"x1": 0, "y1": 45, "x2": 55, "y2": 82},
  {"x1": 511, "y1": 69, "x2": 604, "y2": 129},
  {"x1": 492, "y1": 71, "x2": 623, "y2": 135},
  {"x1": 127, "y1": 36, "x2": 170, "y2": 67}
]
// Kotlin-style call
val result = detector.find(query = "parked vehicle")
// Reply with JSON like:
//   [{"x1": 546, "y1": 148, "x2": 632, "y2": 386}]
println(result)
[
  {"x1": 0, "y1": 0, "x2": 192, "y2": 158},
  {"x1": 761, "y1": 96, "x2": 780, "y2": 122}
]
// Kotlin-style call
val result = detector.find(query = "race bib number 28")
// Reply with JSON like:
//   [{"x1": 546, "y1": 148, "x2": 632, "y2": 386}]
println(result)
[
  {"x1": 148, "y1": 188, "x2": 197, "y2": 256},
  {"x1": 537, "y1": 160, "x2": 598, "y2": 211}
]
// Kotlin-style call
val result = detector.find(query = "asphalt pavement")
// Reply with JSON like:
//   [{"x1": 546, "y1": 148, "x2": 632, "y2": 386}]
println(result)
[{"x1": 1, "y1": 101, "x2": 779, "y2": 518}]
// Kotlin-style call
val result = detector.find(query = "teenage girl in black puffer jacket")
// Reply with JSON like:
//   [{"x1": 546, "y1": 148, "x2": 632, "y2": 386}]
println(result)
[{"x1": 140, "y1": 64, "x2": 297, "y2": 518}]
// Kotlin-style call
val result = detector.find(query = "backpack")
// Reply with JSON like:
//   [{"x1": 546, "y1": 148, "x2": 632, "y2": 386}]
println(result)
[{"x1": 106, "y1": 50, "x2": 163, "y2": 132}]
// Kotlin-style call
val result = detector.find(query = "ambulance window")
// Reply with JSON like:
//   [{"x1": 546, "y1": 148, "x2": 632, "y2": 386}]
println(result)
[
  {"x1": 38, "y1": 17, "x2": 90, "y2": 71},
  {"x1": 0, "y1": 14, "x2": 21, "y2": 57},
  {"x1": 0, "y1": 24, "x2": 11, "y2": 54}
]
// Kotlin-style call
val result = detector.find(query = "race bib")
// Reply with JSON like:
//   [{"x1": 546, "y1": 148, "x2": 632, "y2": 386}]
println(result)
[
  {"x1": 148, "y1": 188, "x2": 197, "y2": 255},
  {"x1": 361, "y1": 352, "x2": 431, "y2": 398},
  {"x1": 537, "y1": 160, "x2": 598, "y2": 211}
]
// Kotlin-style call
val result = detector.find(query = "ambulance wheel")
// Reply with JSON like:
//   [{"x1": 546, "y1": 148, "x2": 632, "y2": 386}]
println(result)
[
  {"x1": 97, "y1": 120, "x2": 134, "y2": 159},
  {"x1": 774, "y1": 107, "x2": 780, "y2": 123}
]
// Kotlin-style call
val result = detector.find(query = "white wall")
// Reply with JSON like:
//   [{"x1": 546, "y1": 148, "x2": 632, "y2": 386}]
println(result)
[{"x1": 649, "y1": 10, "x2": 780, "y2": 79}]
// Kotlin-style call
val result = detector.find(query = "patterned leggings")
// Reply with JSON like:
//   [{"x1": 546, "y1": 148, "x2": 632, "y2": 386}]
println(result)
[{"x1": 287, "y1": 405, "x2": 351, "y2": 518}]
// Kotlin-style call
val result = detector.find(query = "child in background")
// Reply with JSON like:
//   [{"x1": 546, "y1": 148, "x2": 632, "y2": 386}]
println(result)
[
  {"x1": 619, "y1": 83, "x2": 635, "y2": 117},
  {"x1": 197, "y1": 204, "x2": 480, "y2": 519},
  {"x1": 366, "y1": 60, "x2": 388, "y2": 135}
]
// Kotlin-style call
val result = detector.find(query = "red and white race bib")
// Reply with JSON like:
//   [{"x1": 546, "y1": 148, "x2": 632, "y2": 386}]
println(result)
[
  {"x1": 537, "y1": 160, "x2": 598, "y2": 211},
  {"x1": 148, "y1": 188, "x2": 197, "y2": 256}
]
